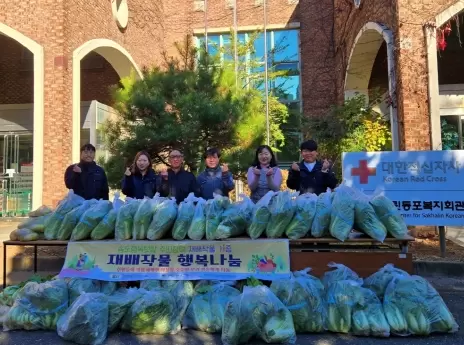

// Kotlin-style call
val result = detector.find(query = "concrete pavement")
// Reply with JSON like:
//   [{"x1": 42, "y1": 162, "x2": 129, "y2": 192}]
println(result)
[
  {"x1": 0, "y1": 290, "x2": 462, "y2": 345},
  {"x1": 446, "y1": 227, "x2": 464, "y2": 248}
]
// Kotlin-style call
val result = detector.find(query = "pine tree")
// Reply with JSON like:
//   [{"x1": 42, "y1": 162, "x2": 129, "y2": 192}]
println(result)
[{"x1": 101, "y1": 35, "x2": 291, "y2": 187}]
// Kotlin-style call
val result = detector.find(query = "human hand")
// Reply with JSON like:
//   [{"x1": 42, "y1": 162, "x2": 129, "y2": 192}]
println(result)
[
  {"x1": 266, "y1": 167, "x2": 274, "y2": 177},
  {"x1": 125, "y1": 167, "x2": 132, "y2": 176},
  {"x1": 221, "y1": 163, "x2": 229, "y2": 174},
  {"x1": 160, "y1": 168, "x2": 168, "y2": 180},
  {"x1": 253, "y1": 167, "x2": 261, "y2": 176},
  {"x1": 73, "y1": 165, "x2": 82, "y2": 174},
  {"x1": 291, "y1": 162, "x2": 300, "y2": 172},
  {"x1": 322, "y1": 159, "x2": 330, "y2": 172}
]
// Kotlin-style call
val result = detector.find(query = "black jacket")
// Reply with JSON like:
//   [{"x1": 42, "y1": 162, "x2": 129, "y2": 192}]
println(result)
[
  {"x1": 158, "y1": 168, "x2": 199, "y2": 203},
  {"x1": 64, "y1": 161, "x2": 109, "y2": 200},
  {"x1": 286, "y1": 160, "x2": 337, "y2": 195},
  {"x1": 121, "y1": 169, "x2": 159, "y2": 199}
]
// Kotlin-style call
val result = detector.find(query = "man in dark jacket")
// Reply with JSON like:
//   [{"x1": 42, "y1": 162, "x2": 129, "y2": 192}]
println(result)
[
  {"x1": 286, "y1": 140, "x2": 337, "y2": 195},
  {"x1": 64, "y1": 144, "x2": 109, "y2": 200},
  {"x1": 158, "y1": 149, "x2": 199, "y2": 203},
  {"x1": 197, "y1": 148, "x2": 234, "y2": 200}
]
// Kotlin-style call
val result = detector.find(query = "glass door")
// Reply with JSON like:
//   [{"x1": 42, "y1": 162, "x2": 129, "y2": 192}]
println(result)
[{"x1": 0, "y1": 133, "x2": 33, "y2": 217}]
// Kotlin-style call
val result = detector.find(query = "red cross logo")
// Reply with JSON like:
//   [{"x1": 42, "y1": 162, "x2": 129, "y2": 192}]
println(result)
[{"x1": 351, "y1": 160, "x2": 376, "y2": 184}]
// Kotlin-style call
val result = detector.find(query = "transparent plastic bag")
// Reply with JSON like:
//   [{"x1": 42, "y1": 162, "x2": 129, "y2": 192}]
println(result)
[
  {"x1": 325, "y1": 279, "x2": 363, "y2": 334},
  {"x1": 28, "y1": 205, "x2": 53, "y2": 218},
  {"x1": 67, "y1": 278, "x2": 101, "y2": 305},
  {"x1": 16, "y1": 228, "x2": 41, "y2": 241},
  {"x1": 188, "y1": 198, "x2": 207, "y2": 240},
  {"x1": 310, "y1": 189, "x2": 332, "y2": 237},
  {"x1": 140, "y1": 280, "x2": 162, "y2": 291},
  {"x1": 383, "y1": 275, "x2": 459, "y2": 336},
  {"x1": 0, "y1": 305, "x2": 10, "y2": 325},
  {"x1": 215, "y1": 196, "x2": 253, "y2": 240},
  {"x1": 330, "y1": 186, "x2": 355, "y2": 241},
  {"x1": 205, "y1": 194, "x2": 230, "y2": 240},
  {"x1": 172, "y1": 193, "x2": 197, "y2": 240},
  {"x1": 3, "y1": 279, "x2": 69, "y2": 331},
  {"x1": 353, "y1": 190, "x2": 388, "y2": 242},
  {"x1": 247, "y1": 191, "x2": 274, "y2": 239},
  {"x1": 133, "y1": 194, "x2": 163, "y2": 240},
  {"x1": 0, "y1": 285, "x2": 21, "y2": 307},
  {"x1": 363, "y1": 264, "x2": 410, "y2": 300},
  {"x1": 271, "y1": 268, "x2": 326, "y2": 333},
  {"x1": 322, "y1": 262, "x2": 363, "y2": 288},
  {"x1": 222, "y1": 285, "x2": 296, "y2": 345},
  {"x1": 57, "y1": 293, "x2": 108, "y2": 345},
  {"x1": 183, "y1": 283, "x2": 241, "y2": 333},
  {"x1": 101, "y1": 281, "x2": 117, "y2": 295},
  {"x1": 170, "y1": 281, "x2": 196, "y2": 325},
  {"x1": 286, "y1": 193, "x2": 318, "y2": 240},
  {"x1": 266, "y1": 191, "x2": 297, "y2": 238},
  {"x1": 71, "y1": 199, "x2": 112, "y2": 241},
  {"x1": 371, "y1": 193, "x2": 408, "y2": 239},
  {"x1": 352, "y1": 287, "x2": 390, "y2": 337},
  {"x1": 107, "y1": 288, "x2": 144, "y2": 332},
  {"x1": 121, "y1": 290, "x2": 180, "y2": 334},
  {"x1": 115, "y1": 198, "x2": 141, "y2": 240},
  {"x1": 45, "y1": 190, "x2": 85, "y2": 240},
  {"x1": 57, "y1": 199, "x2": 98, "y2": 241},
  {"x1": 91, "y1": 193, "x2": 124, "y2": 240},
  {"x1": 147, "y1": 198, "x2": 178, "y2": 240},
  {"x1": 18, "y1": 214, "x2": 52, "y2": 233}
]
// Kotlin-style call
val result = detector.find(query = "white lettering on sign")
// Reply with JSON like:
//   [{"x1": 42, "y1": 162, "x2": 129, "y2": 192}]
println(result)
[{"x1": 343, "y1": 150, "x2": 464, "y2": 226}]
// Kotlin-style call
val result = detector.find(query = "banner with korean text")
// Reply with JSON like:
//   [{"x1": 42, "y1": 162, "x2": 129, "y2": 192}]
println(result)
[
  {"x1": 342, "y1": 150, "x2": 464, "y2": 226},
  {"x1": 59, "y1": 239, "x2": 291, "y2": 281}
]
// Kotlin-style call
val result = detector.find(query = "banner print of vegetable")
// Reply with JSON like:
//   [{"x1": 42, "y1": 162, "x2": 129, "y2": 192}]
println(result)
[{"x1": 256, "y1": 255, "x2": 276, "y2": 272}]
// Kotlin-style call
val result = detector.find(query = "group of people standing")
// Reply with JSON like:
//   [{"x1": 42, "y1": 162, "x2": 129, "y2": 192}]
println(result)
[{"x1": 64, "y1": 140, "x2": 338, "y2": 204}]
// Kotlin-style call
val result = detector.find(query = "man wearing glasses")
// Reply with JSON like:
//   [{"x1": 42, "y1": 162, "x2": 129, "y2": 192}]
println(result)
[
  {"x1": 64, "y1": 143, "x2": 109, "y2": 200},
  {"x1": 286, "y1": 139, "x2": 337, "y2": 195},
  {"x1": 158, "y1": 149, "x2": 199, "y2": 203}
]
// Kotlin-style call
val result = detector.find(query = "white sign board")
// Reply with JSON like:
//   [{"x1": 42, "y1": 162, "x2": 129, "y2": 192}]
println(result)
[{"x1": 342, "y1": 150, "x2": 464, "y2": 226}]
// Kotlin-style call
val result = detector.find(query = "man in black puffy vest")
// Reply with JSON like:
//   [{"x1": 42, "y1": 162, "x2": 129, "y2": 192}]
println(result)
[
  {"x1": 64, "y1": 144, "x2": 109, "y2": 200},
  {"x1": 286, "y1": 139, "x2": 337, "y2": 195}
]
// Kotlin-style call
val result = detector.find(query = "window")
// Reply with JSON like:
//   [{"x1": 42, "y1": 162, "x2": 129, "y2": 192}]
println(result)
[
  {"x1": 441, "y1": 116, "x2": 463, "y2": 150},
  {"x1": 195, "y1": 28, "x2": 301, "y2": 162}
]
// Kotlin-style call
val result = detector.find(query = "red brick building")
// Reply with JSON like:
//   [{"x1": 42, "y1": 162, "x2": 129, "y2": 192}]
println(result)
[{"x1": 0, "y1": 0, "x2": 463, "y2": 212}]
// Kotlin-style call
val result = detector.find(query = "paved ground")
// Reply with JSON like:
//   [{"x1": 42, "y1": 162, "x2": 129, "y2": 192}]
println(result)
[
  {"x1": 447, "y1": 227, "x2": 464, "y2": 248},
  {"x1": 0, "y1": 289, "x2": 462, "y2": 345}
]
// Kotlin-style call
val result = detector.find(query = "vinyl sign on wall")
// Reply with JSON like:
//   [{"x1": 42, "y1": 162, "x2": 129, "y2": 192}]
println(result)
[{"x1": 342, "y1": 150, "x2": 464, "y2": 226}]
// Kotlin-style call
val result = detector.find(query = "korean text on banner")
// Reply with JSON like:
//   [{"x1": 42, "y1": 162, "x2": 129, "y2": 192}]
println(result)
[
  {"x1": 59, "y1": 239, "x2": 291, "y2": 281},
  {"x1": 342, "y1": 150, "x2": 464, "y2": 226}
]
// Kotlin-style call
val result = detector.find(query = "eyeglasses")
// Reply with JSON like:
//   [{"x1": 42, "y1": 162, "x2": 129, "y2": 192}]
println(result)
[{"x1": 169, "y1": 155, "x2": 183, "y2": 159}]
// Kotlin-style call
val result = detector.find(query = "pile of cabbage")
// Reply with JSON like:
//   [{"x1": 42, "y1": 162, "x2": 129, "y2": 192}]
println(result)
[
  {"x1": 18, "y1": 183, "x2": 408, "y2": 242},
  {"x1": 0, "y1": 264, "x2": 459, "y2": 344},
  {"x1": 323, "y1": 262, "x2": 459, "y2": 337}
]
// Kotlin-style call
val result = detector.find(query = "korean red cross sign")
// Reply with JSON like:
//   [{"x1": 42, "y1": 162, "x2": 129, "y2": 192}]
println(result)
[{"x1": 342, "y1": 150, "x2": 464, "y2": 226}]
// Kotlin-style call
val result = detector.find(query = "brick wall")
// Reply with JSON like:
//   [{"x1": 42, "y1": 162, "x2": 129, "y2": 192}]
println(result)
[
  {"x1": 0, "y1": 35, "x2": 33, "y2": 104},
  {"x1": 80, "y1": 53, "x2": 121, "y2": 105},
  {"x1": 164, "y1": 0, "x2": 336, "y2": 135},
  {"x1": 333, "y1": 0, "x2": 463, "y2": 151},
  {"x1": 1, "y1": 0, "x2": 463, "y2": 206},
  {"x1": 0, "y1": 0, "x2": 165, "y2": 206},
  {"x1": 333, "y1": 0, "x2": 396, "y2": 104}
]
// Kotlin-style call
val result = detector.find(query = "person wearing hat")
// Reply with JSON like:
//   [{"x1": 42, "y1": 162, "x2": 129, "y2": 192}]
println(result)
[{"x1": 286, "y1": 139, "x2": 337, "y2": 195}]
